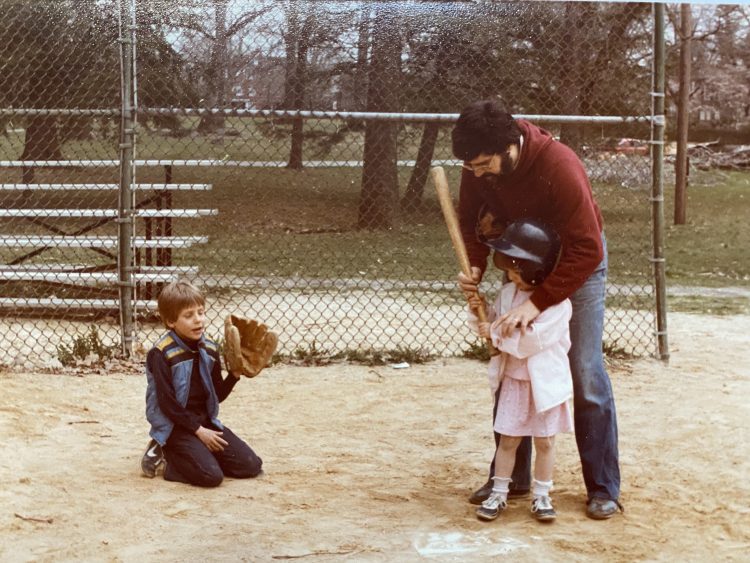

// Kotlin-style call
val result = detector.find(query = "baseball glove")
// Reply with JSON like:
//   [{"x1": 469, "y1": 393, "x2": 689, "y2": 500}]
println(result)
[{"x1": 224, "y1": 315, "x2": 278, "y2": 378}]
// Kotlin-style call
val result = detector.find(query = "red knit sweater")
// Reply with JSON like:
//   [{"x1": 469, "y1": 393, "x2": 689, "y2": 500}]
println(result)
[{"x1": 458, "y1": 119, "x2": 604, "y2": 311}]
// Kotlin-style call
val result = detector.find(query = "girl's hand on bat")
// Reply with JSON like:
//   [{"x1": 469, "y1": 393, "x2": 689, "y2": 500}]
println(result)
[
  {"x1": 477, "y1": 321, "x2": 491, "y2": 339},
  {"x1": 494, "y1": 300, "x2": 541, "y2": 338}
]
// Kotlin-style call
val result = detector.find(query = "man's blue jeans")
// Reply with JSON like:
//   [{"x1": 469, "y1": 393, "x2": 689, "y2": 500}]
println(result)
[{"x1": 488, "y1": 237, "x2": 620, "y2": 501}]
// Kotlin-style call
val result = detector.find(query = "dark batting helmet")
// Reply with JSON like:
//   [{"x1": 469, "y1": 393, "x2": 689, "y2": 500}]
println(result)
[{"x1": 477, "y1": 213, "x2": 561, "y2": 286}]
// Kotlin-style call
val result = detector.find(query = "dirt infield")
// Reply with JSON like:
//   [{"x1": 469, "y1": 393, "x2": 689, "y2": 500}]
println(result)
[{"x1": 1, "y1": 311, "x2": 748, "y2": 562}]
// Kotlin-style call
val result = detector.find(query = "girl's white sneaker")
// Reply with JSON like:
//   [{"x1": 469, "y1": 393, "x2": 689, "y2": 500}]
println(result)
[{"x1": 531, "y1": 495, "x2": 557, "y2": 522}]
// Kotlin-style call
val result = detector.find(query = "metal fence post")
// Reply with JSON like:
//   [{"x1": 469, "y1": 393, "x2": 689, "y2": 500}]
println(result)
[
  {"x1": 651, "y1": 3, "x2": 669, "y2": 361},
  {"x1": 118, "y1": 0, "x2": 136, "y2": 356}
]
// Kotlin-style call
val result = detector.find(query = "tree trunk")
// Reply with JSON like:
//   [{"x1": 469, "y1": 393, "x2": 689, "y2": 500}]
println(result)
[
  {"x1": 282, "y1": 3, "x2": 299, "y2": 110},
  {"x1": 353, "y1": 6, "x2": 371, "y2": 111},
  {"x1": 282, "y1": 3, "x2": 311, "y2": 170},
  {"x1": 399, "y1": 23, "x2": 455, "y2": 211},
  {"x1": 558, "y1": 3, "x2": 591, "y2": 151},
  {"x1": 401, "y1": 122, "x2": 439, "y2": 211},
  {"x1": 288, "y1": 41, "x2": 308, "y2": 170},
  {"x1": 21, "y1": 116, "x2": 64, "y2": 182},
  {"x1": 59, "y1": 116, "x2": 93, "y2": 142},
  {"x1": 197, "y1": 0, "x2": 228, "y2": 134},
  {"x1": 674, "y1": 3, "x2": 692, "y2": 225},
  {"x1": 357, "y1": 6, "x2": 401, "y2": 230}
]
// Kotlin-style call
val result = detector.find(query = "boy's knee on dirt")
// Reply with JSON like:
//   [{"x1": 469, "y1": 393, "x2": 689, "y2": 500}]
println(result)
[
  {"x1": 225, "y1": 452, "x2": 263, "y2": 479},
  {"x1": 195, "y1": 464, "x2": 224, "y2": 488}
]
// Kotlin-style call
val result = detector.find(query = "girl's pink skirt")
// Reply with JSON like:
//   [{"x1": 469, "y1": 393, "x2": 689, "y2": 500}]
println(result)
[{"x1": 494, "y1": 377, "x2": 573, "y2": 437}]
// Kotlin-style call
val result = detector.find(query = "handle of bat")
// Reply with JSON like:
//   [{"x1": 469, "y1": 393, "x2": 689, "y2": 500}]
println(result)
[{"x1": 429, "y1": 167, "x2": 499, "y2": 356}]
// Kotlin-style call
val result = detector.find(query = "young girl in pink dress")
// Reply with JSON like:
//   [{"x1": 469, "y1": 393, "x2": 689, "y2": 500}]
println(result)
[{"x1": 468, "y1": 216, "x2": 573, "y2": 522}]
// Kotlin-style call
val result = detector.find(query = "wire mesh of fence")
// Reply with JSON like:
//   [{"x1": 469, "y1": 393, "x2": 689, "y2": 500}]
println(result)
[{"x1": 0, "y1": 0, "x2": 662, "y2": 368}]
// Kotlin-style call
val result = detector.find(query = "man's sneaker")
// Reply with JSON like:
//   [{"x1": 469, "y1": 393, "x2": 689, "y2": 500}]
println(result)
[
  {"x1": 469, "y1": 479, "x2": 530, "y2": 504},
  {"x1": 531, "y1": 495, "x2": 557, "y2": 522},
  {"x1": 476, "y1": 492, "x2": 507, "y2": 521},
  {"x1": 140, "y1": 439, "x2": 165, "y2": 478}
]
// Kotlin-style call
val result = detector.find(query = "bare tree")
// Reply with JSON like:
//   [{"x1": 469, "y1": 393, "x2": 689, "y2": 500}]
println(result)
[
  {"x1": 281, "y1": 1, "x2": 311, "y2": 169},
  {"x1": 177, "y1": 0, "x2": 273, "y2": 134},
  {"x1": 280, "y1": 1, "x2": 350, "y2": 169},
  {"x1": 400, "y1": 18, "x2": 464, "y2": 211},
  {"x1": 357, "y1": 5, "x2": 402, "y2": 229},
  {"x1": 0, "y1": 0, "x2": 120, "y2": 181}
]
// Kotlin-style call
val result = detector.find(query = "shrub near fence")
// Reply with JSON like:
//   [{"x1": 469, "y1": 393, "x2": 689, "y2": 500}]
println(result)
[{"x1": 0, "y1": 1, "x2": 663, "y2": 367}]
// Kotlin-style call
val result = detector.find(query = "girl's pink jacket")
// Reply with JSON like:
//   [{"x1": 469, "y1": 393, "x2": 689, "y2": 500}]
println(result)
[{"x1": 468, "y1": 282, "x2": 573, "y2": 413}]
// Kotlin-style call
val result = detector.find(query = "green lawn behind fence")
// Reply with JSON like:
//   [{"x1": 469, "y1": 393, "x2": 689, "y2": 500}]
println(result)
[{"x1": 163, "y1": 166, "x2": 750, "y2": 288}]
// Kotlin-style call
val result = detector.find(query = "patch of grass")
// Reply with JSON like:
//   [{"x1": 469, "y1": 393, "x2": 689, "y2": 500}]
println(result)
[
  {"x1": 602, "y1": 341, "x2": 636, "y2": 360},
  {"x1": 332, "y1": 346, "x2": 434, "y2": 366},
  {"x1": 7, "y1": 125, "x2": 747, "y2": 292},
  {"x1": 663, "y1": 170, "x2": 750, "y2": 287},
  {"x1": 460, "y1": 339, "x2": 492, "y2": 362},
  {"x1": 287, "y1": 340, "x2": 332, "y2": 366},
  {"x1": 57, "y1": 326, "x2": 118, "y2": 367},
  {"x1": 667, "y1": 295, "x2": 750, "y2": 316},
  {"x1": 276, "y1": 343, "x2": 435, "y2": 366},
  {"x1": 166, "y1": 165, "x2": 750, "y2": 292}
]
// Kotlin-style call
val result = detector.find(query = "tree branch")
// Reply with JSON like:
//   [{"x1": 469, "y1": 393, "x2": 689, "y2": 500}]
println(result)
[{"x1": 226, "y1": 5, "x2": 275, "y2": 37}]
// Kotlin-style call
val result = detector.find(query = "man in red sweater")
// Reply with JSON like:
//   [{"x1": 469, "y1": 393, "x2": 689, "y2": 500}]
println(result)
[{"x1": 452, "y1": 100, "x2": 621, "y2": 519}]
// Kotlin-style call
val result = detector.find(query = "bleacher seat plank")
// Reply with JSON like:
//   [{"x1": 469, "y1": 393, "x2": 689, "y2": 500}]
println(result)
[
  {"x1": 0, "y1": 264, "x2": 198, "y2": 275},
  {"x1": 0, "y1": 235, "x2": 208, "y2": 248},
  {"x1": 0, "y1": 271, "x2": 188, "y2": 283},
  {"x1": 0, "y1": 183, "x2": 212, "y2": 191},
  {"x1": 0, "y1": 209, "x2": 217, "y2": 218},
  {"x1": 0, "y1": 297, "x2": 157, "y2": 310},
  {"x1": 0, "y1": 180, "x2": 211, "y2": 310}
]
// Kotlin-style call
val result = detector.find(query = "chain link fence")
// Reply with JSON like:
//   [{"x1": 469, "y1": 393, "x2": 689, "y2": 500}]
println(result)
[{"x1": 0, "y1": 0, "x2": 663, "y2": 368}]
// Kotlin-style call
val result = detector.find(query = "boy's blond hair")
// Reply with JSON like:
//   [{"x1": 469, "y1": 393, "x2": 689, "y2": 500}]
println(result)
[{"x1": 157, "y1": 280, "x2": 205, "y2": 327}]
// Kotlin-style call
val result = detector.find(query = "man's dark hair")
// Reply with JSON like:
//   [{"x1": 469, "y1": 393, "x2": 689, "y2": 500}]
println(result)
[{"x1": 451, "y1": 100, "x2": 522, "y2": 161}]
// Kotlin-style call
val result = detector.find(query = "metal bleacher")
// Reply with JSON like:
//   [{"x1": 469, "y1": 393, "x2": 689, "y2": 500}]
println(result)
[{"x1": 0, "y1": 181, "x2": 215, "y2": 314}]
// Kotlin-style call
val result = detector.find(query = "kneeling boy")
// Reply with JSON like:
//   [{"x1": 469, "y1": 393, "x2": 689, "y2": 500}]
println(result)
[{"x1": 142, "y1": 280, "x2": 276, "y2": 487}]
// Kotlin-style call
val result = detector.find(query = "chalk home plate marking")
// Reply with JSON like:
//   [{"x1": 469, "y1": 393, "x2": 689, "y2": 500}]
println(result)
[{"x1": 413, "y1": 531, "x2": 529, "y2": 557}]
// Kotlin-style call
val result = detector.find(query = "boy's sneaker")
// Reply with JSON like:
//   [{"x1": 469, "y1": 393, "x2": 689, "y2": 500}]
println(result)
[
  {"x1": 140, "y1": 439, "x2": 165, "y2": 478},
  {"x1": 531, "y1": 495, "x2": 556, "y2": 522},
  {"x1": 476, "y1": 492, "x2": 507, "y2": 521}
]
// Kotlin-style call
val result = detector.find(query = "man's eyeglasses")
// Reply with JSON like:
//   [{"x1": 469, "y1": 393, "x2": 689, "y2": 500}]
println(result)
[{"x1": 462, "y1": 155, "x2": 495, "y2": 173}]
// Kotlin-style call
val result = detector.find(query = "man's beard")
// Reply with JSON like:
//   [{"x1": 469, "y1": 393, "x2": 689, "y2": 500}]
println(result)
[
  {"x1": 499, "y1": 150, "x2": 515, "y2": 175},
  {"x1": 482, "y1": 149, "x2": 515, "y2": 183}
]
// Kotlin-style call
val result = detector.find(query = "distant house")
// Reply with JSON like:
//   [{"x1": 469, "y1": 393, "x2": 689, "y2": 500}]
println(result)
[{"x1": 689, "y1": 65, "x2": 750, "y2": 128}]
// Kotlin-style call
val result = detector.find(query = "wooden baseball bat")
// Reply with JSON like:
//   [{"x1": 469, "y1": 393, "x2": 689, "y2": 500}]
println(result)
[{"x1": 430, "y1": 166, "x2": 497, "y2": 354}]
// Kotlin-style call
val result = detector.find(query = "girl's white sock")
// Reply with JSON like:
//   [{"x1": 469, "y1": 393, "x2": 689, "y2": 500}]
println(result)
[
  {"x1": 491, "y1": 476, "x2": 512, "y2": 501},
  {"x1": 532, "y1": 478, "x2": 553, "y2": 499}
]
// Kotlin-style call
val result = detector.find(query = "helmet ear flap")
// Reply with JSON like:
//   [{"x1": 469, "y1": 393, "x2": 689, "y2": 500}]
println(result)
[
  {"x1": 529, "y1": 268, "x2": 546, "y2": 286},
  {"x1": 520, "y1": 266, "x2": 545, "y2": 286}
]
